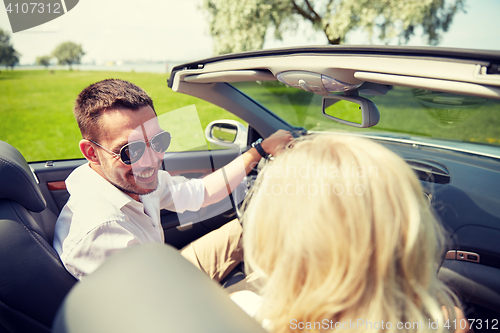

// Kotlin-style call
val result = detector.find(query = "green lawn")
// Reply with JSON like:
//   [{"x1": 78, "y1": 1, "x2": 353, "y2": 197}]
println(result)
[{"x1": 0, "y1": 70, "x2": 244, "y2": 162}]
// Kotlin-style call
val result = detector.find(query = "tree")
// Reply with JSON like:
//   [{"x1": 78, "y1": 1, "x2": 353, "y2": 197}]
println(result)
[
  {"x1": 0, "y1": 28, "x2": 20, "y2": 69},
  {"x1": 201, "y1": 0, "x2": 465, "y2": 55},
  {"x1": 36, "y1": 55, "x2": 52, "y2": 69},
  {"x1": 52, "y1": 41, "x2": 85, "y2": 70}
]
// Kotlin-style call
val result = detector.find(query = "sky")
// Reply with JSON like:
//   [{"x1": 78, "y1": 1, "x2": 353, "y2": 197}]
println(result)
[{"x1": 1, "y1": 0, "x2": 499, "y2": 65}]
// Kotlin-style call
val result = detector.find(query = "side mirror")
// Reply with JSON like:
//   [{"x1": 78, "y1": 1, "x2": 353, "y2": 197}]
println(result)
[
  {"x1": 322, "y1": 95, "x2": 380, "y2": 128},
  {"x1": 205, "y1": 120, "x2": 248, "y2": 149}
]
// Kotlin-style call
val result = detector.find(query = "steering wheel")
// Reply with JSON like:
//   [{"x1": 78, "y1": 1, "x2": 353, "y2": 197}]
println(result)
[
  {"x1": 232, "y1": 157, "x2": 270, "y2": 220},
  {"x1": 233, "y1": 130, "x2": 303, "y2": 219},
  {"x1": 233, "y1": 173, "x2": 257, "y2": 220}
]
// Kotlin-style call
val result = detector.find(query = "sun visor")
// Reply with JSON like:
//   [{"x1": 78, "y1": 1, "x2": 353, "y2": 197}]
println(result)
[{"x1": 183, "y1": 70, "x2": 276, "y2": 83}]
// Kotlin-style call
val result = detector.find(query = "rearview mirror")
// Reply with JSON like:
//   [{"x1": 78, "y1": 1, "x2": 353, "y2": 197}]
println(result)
[{"x1": 322, "y1": 95, "x2": 380, "y2": 128}]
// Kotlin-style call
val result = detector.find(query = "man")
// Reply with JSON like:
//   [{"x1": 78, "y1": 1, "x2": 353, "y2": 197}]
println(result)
[{"x1": 53, "y1": 79, "x2": 291, "y2": 280}]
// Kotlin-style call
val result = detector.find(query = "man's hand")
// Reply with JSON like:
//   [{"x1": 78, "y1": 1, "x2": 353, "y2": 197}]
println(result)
[
  {"x1": 261, "y1": 130, "x2": 293, "y2": 156},
  {"x1": 202, "y1": 129, "x2": 293, "y2": 207}
]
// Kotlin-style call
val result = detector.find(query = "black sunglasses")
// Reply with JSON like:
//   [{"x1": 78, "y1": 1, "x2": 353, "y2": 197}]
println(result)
[{"x1": 89, "y1": 131, "x2": 172, "y2": 165}]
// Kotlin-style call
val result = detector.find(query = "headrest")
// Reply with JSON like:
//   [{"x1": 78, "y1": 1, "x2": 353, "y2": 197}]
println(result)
[
  {"x1": 0, "y1": 141, "x2": 46, "y2": 212},
  {"x1": 53, "y1": 243, "x2": 266, "y2": 333}
]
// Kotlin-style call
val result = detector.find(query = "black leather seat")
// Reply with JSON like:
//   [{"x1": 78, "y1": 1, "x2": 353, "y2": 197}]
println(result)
[{"x1": 0, "y1": 141, "x2": 77, "y2": 333}]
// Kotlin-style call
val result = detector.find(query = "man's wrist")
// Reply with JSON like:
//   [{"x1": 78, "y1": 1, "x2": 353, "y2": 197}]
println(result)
[
  {"x1": 251, "y1": 138, "x2": 268, "y2": 158},
  {"x1": 254, "y1": 143, "x2": 267, "y2": 158}
]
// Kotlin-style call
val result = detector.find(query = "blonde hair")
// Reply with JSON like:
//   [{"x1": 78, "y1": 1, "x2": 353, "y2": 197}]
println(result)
[{"x1": 242, "y1": 134, "x2": 459, "y2": 333}]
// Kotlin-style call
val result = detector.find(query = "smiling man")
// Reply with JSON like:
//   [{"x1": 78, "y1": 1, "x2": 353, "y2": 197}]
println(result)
[{"x1": 53, "y1": 79, "x2": 291, "y2": 280}]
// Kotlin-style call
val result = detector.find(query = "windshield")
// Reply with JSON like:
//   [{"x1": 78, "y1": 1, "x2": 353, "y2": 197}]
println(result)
[{"x1": 232, "y1": 81, "x2": 500, "y2": 155}]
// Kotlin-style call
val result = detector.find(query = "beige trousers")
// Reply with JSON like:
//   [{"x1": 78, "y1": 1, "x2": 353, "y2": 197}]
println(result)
[{"x1": 180, "y1": 219, "x2": 243, "y2": 283}]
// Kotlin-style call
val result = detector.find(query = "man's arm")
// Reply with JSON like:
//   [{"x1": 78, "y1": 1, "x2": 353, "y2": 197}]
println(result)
[{"x1": 201, "y1": 130, "x2": 292, "y2": 207}]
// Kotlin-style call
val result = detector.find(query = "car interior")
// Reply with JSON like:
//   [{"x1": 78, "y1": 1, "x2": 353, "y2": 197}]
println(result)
[{"x1": 1, "y1": 46, "x2": 500, "y2": 332}]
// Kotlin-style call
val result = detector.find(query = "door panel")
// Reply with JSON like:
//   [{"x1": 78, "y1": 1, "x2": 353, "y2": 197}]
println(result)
[
  {"x1": 161, "y1": 148, "x2": 242, "y2": 249},
  {"x1": 31, "y1": 159, "x2": 87, "y2": 215}
]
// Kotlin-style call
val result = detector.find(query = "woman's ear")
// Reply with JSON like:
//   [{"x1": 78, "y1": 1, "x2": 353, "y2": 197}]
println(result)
[{"x1": 79, "y1": 139, "x2": 100, "y2": 164}]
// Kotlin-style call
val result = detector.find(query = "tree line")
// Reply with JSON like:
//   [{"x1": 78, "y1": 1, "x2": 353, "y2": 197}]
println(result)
[{"x1": 0, "y1": 28, "x2": 84, "y2": 70}]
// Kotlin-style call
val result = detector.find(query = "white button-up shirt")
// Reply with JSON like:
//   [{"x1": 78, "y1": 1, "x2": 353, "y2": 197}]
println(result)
[{"x1": 53, "y1": 163, "x2": 205, "y2": 280}]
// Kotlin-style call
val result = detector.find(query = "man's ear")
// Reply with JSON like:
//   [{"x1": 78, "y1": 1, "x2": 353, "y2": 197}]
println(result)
[{"x1": 79, "y1": 139, "x2": 100, "y2": 164}]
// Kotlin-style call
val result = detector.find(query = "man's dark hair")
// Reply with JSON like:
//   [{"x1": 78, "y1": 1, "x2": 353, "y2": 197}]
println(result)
[{"x1": 74, "y1": 79, "x2": 155, "y2": 140}]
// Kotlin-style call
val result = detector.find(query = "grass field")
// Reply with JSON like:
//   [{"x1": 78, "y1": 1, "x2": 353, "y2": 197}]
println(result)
[
  {"x1": 0, "y1": 70, "x2": 244, "y2": 161},
  {"x1": 1, "y1": 70, "x2": 499, "y2": 162}
]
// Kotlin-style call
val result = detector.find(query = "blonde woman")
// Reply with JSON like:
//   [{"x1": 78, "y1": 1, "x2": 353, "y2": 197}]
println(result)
[{"x1": 236, "y1": 134, "x2": 470, "y2": 333}]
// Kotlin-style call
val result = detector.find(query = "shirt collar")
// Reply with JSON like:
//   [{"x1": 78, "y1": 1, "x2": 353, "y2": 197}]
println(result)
[{"x1": 66, "y1": 163, "x2": 136, "y2": 210}]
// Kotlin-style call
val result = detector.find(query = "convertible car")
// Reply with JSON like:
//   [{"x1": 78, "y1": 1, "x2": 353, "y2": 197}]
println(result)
[{"x1": 1, "y1": 45, "x2": 499, "y2": 332}]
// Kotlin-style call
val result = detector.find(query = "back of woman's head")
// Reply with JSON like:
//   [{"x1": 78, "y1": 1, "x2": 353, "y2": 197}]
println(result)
[{"x1": 242, "y1": 134, "x2": 458, "y2": 333}]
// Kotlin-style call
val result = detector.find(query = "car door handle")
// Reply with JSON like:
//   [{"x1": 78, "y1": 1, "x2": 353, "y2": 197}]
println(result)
[{"x1": 446, "y1": 250, "x2": 480, "y2": 263}]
